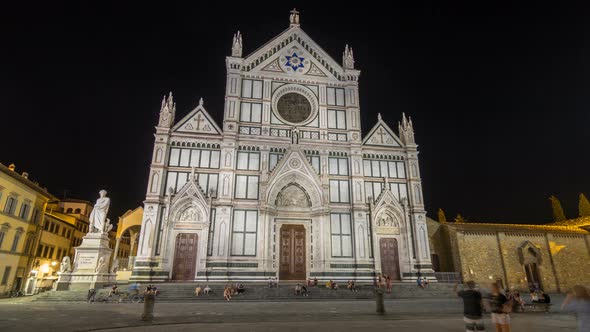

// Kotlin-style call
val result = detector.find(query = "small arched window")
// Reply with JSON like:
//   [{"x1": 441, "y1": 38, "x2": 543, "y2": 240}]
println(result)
[
  {"x1": 66, "y1": 208, "x2": 73, "y2": 213},
  {"x1": 74, "y1": 208, "x2": 81, "y2": 214}
]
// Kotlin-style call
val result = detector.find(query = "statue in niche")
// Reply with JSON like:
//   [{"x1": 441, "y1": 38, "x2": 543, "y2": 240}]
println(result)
[
  {"x1": 277, "y1": 185, "x2": 310, "y2": 207},
  {"x1": 179, "y1": 207, "x2": 199, "y2": 222}
]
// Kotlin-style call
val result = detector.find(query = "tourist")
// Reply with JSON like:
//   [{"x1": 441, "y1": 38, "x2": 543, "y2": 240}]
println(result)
[
  {"x1": 108, "y1": 284, "x2": 119, "y2": 297},
  {"x1": 326, "y1": 280, "x2": 332, "y2": 289},
  {"x1": 203, "y1": 285, "x2": 211, "y2": 295},
  {"x1": 195, "y1": 285, "x2": 202, "y2": 297},
  {"x1": 386, "y1": 275, "x2": 392, "y2": 293},
  {"x1": 87, "y1": 288, "x2": 97, "y2": 303},
  {"x1": 562, "y1": 285, "x2": 590, "y2": 332},
  {"x1": 301, "y1": 284, "x2": 309, "y2": 297},
  {"x1": 333, "y1": 281, "x2": 339, "y2": 290},
  {"x1": 237, "y1": 283, "x2": 245, "y2": 295},
  {"x1": 541, "y1": 291, "x2": 551, "y2": 304},
  {"x1": 223, "y1": 285, "x2": 232, "y2": 301},
  {"x1": 313, "y1": 277, "x2": 318, "y2": 287},
  {"x1": 417, "y1": 277, "x2": 425, "y2": 289},
  {"x1": 454, "y1": 281, "x2": 484, "y2": 332},
  {"x1": 423, "y1": 278, "x2": 430, "y2": 288},
  {"x1": 489, "y1": 282, "x2": 512, "y2": 332},
  {"x1": 128, "y1": 282, "x2": 140, "y2": 296},
  {"x1": 151, "y1": 285, "x2": 160, "y2": 296},
  {"x1": 295, "y1": 283, "x2": 302, "y2": 295},
  {"x1": 512, "y1": 291, "x2": 525, "y2": 311},
  {"x1": 530, "y1": 291, "x2": 539, "y2": 303},
  {"x1": 347, "y1": 280, "x2": 353, "y2": 291}
]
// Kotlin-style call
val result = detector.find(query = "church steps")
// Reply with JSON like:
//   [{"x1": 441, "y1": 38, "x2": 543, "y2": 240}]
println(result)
[{"x1": 31, "y1": 283, "x2": 456, "y2": 302}]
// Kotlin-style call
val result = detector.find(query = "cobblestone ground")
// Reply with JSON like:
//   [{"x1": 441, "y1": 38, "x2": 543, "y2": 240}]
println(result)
[{"x1": 0, "y1": 296, "x2": 578, "y2": 332}]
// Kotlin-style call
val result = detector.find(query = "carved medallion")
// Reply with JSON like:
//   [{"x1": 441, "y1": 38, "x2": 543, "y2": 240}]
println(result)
[{"x1": 277, "y1": 93, "x2": 311, "y2": 123}]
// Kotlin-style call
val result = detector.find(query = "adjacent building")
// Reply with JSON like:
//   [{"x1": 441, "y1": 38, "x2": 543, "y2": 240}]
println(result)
[
  {"x1": 132, "y1": 10, "x2": 434, "y2": 283},
  {"x1": 0, "y1": 163, "x2": 56, "y2": 296},
  {"x1": 427, "y1": 217, "x2": 590, "y2": 293}
]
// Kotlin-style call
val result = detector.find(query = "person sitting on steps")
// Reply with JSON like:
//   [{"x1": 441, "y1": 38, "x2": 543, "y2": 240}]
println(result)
[
  {"x1": 203, "y1": 285, "x2": 211, "y2": 295},
  {"x1": 195, "y1": 285, "x2": 202, "y2": 297}
]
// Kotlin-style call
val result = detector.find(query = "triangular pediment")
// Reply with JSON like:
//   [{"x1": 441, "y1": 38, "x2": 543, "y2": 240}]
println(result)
[
  {"x1": 172, "y1": 102, "x2": 222, "y2": 135},
  {"x1": 171, "y1": 175, "x2": 209, "y2": 206},
  {"x1": 363, "y1": 118, "x2": 403, "y2": 147},
  {"x1": 169, "y1": 175, "x2": 211, "y2": 225},
  {"x1": 243, "y1": 27, "x2": 344, "y2": 81},
  {"x1": 265, "y1": 147, "x2": 324, "y2": 208}
]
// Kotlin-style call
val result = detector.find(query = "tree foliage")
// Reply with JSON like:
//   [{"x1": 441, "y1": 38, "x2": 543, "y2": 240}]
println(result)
[
  {"x1": 579, "y1": 193, "x2": 590, "y2": 217},
  {"x1": 438, "y1": 208, "x2": 447, "y2": 223},
  {"x1": 549, "y1": 195, "x2": 566, "y2": 222}
]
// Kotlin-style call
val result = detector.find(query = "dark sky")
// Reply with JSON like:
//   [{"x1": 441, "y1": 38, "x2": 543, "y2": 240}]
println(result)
[{"x1": 2, "y1": 2, "x2": 589, "y2": 224}]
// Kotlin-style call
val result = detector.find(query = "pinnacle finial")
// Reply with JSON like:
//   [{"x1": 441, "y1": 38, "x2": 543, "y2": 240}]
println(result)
[
  {"x1": 199, "y1": 97, "x2": 204, "y2": 106},
  {"x1": 343, "y1": 44, "x2": 355, "y2": 69},
  {"x1": 289, "y1": 8, "x2": 300, "y2": 26},
  {"x1": 231, "y1": 31, "x2": 243, "y2": 57},
  {"x1": 377, "y1": 113, "x2": 382, "y2": 121}
]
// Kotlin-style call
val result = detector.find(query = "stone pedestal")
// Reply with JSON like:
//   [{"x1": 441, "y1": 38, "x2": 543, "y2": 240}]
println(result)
[{"x1": 56, "y1": 233, "x2": 116, "y2": 291}]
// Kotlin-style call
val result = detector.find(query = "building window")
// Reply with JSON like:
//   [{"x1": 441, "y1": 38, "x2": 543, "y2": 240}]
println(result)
[
  {"x1": 4, "y1": 196, "x2": 17, "y2": 215},
  {"x1": 236, "y1": 151, "x2": 260, "y2": 171},
  {"x1": 326, "y1": 87, "x2": 345, "y2": 106},
  {"x1": 37, "y1": 244, "x2": 43, "y2": 257},
  {"x1": 241, "y1": 79, "x2": 263, "y2": 99},
  {"x1": 197, "y1": 173, "x2": 219, "y2": 197},
  {"x1": 66, "y1": 208, "x2": 73, "y2": 213},
  {"x1": 239, "y1": 103, "x2": 262, "y2": 123},
  {"x1": 269, "y1": 151, "x2": 285, "y2": 171},
  {"x1": 364, "y1": 182, "x2": 408, "y2": 203},
  {"x1": 55, "y1": 225, "x2": 60, "y2": 235},
  {"x1": 207, "y1": 208, "x2": 216, "y2": 256},
  {"x1": 329, "y1": 157, "x2": 349, "y2": 175},
  {"x1": 234, "y1": 175, "x2": 259, "y2": 199},
  {"x1": 331, "y1": 213, "x2": 353, "y2": 257},
  {"x1": 48, "y1": 247, "x2": 54, "y2": 259},
  {"x1": 231, "y1": 210, "x2": 257, "y2": 256},
  {"x1": 19, "y1": 203, "x2": 30, "y2": 220},
  {"x1": 1, "y1": 266, "x2": 11, "y2": 285},
  {"x1": 10, "y1": 233, "x2": 21, "y2": 252},
  {"x1": 327, "y1": 109, "x2": 346, "y2": 129},
  {"x1": 329, "y1": 180, "x2": 350, "y2": 203},
  {"x1": 0, "y1": 229, "x2": 6, "y2": 249},
  {"x1": 42, "y1": 246, "x2": 49, "y2": 258},
  {"x1": 169, "y1": 148, "x2": 221, "y2": 169},
  {"x1": 305, "y1": 153, "x2": 320, "y2": 174},
  {"x1": 23, "y1": 235, "x2": 33, "y2": 255},
  {"x1": 363, "y1": 159, "x2": 406, "y2": 178}
]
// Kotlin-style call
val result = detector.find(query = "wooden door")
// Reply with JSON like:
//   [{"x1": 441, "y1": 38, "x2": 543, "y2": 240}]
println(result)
[
  {"x1": 279, "y1": 225, "x2": 306, "y2": 280},
  {"x1": 380, "y1": 238, "x2": 400, "y2": 280},
  {"x1": 172, "y1": 233, "x2": 198, "y2": 281}
]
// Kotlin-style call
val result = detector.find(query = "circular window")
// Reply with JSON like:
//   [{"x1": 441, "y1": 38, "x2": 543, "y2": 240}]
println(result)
[{"x1": 276, "y1": 93, "x2": 312, "y2": 124}]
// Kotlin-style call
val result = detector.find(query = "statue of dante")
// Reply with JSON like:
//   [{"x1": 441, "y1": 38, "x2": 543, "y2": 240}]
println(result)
[{"x1": 89, "y1": 190, "x2": 110, "y2": 234}]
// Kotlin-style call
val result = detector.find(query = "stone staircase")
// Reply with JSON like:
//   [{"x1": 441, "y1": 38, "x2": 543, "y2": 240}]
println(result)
[{"x1": 31, "y1": 282, "x2": 457, "y2": 303}]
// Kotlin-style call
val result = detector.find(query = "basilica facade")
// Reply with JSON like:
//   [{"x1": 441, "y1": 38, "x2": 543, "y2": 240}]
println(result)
[{"x1": 131, "y1": 10, "x2": 434, "y2": 283}]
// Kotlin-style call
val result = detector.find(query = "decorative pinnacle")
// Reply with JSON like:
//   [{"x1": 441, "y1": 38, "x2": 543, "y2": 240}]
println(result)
[
  {"x1": 343, "y1": 44, "x2": 355, "y2": 69},
  {"x1": 231, "y1": 31, "x2": 242, "y2": 57},
  {"x1": 377, "y1": 113, "x2": 382, "y2": 121},
  {"x1": 199, "y1": 97, "x2": 204, "y2": 106}
]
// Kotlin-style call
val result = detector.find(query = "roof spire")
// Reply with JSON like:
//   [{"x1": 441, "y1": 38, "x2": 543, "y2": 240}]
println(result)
[
  {"x1": 199, "y1": 97, "x2": 204, "y2": 106},
  {"x1": 289, "y1": 8, "x2": 300, "y2": 27},
  {"x1": 343, "y1": 44, "x2": 355, "y2": 69},
  {"x1": 231, "y1": 31, "x2": 242, "y2": 57},
  {"x1": 158, "y1": 91, "x2": 176, "y2": 128}
]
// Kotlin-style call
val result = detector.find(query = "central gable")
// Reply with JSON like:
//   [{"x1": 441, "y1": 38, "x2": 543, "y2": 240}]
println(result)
[
  {"x1": 172, "y1": 99, "x2": 222, "y2": 135},
  {"x1": 363, "y1": 116, "x2": 403, "y2": 147},
  {"x1": 243, "y1": 27, "x2": 345, "y2": 81}
]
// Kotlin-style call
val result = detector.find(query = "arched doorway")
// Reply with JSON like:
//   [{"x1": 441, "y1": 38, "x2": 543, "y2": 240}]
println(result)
[
  {"x1": 518, "y1": 242, "x2": 543, "y2": 290},
  {"x1": 171, "y1": 233, "x2": 198, "y2": 281},
  {"x1": 380, "y1": 238, "x2": 401, "y2": 280}
]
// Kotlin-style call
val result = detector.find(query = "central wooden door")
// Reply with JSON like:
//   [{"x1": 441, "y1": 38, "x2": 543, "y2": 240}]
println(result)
[
  {"x1": 279, "y1": 225, "x2": 306, "y2": 280},
  {"x1": 172, "y1": 233, "x2": 198, "y2": 281},
  {"x1": 380, "y1": 238, "x2": 400, "y2": 280}
]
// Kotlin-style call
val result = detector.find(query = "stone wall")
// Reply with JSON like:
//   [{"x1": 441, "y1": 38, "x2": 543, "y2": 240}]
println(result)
[
  {"x1": 549, "y1": 233, "x2": 590, "y2": 291},
  {"x1": 456, "y1": 231, "x2": 504, "y2": 287}
]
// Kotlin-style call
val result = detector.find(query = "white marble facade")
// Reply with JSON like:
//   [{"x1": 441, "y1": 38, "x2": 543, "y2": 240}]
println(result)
[{"x1": 131, "y1": 10, "x2": 434, "y2": 283}]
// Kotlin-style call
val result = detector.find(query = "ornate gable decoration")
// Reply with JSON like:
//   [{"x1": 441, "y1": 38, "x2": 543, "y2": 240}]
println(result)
[
  {"x1": 243, "y1": 26, "x2": 345, "y2": 81},
  {"x1": 372, "y1": 185, "x2": 406, "y2": 235},
  {"x1": 170, "y1": 173, "x2": 211, "y2": 227},
  {"x1": 363, "y1": 114, "x2": 403, "y2": 147},
  {"x1": 172, "y1": 98, "x2": 222, "y2": 135},
  {"x1": 265, "y1": 148, "x2": 323, "y2": 208}
]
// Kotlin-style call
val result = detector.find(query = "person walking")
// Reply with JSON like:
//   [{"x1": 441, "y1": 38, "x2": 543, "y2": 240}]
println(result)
[
  {"x1": 386, "y1": 275, "x2": 392, "y2": 294},
  {"x1": 562, "y1": 285, "x2": 590, "y2": 332},
  {"x1": 454, "y1": 281, "x2": 484, "y2": 331},
  {"x1": 489, "y1": 282, "x2": 512, "y2": 332}
]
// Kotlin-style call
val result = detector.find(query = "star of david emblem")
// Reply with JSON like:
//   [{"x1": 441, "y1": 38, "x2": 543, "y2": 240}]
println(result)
[{"x1": 285, "y1": 52, "x2": 305, "y2": 71}]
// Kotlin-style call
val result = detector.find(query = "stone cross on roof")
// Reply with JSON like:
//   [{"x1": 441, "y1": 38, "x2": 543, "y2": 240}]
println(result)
[{"x1": 290, "y1": 8, "x2": 300, "y2": 27}]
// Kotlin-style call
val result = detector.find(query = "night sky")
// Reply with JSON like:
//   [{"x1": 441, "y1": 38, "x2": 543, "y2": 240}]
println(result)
[{"x1": 2, "y1": 2, "x2": 589, "y2": 224}]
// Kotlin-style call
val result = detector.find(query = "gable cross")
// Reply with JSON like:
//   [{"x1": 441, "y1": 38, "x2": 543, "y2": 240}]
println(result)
[
  {"x1": 376, "y1": 127, "x2": 387, "y2": 144},
  {"x1": 195, "y1": 113, "x2": 205, "y2": 130}
]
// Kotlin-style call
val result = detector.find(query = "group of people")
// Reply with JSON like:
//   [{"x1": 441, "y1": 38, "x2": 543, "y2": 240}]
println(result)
[
  {"x1": 294, "y1": 284, "x2": 309, "y2": 296},
  {"x1": 456, "y1": 281, "x2": 590, "y2": 332},
  {"x1": 375, "y1": 274, "x2": 393, "y2": 293},
  {"x1": 306, "y1": 277, "x2": 319, "y2": 287},
  {"x1": 222, "y1": 283, "x2": 245, "y2": 301},
  {"x1": 325, "y1": 279, "x2": 339, "y2": 290},
  {"x1": 417, "y1": 277, "x2": 430, "y2": 289},
  {"x1": 194, "y1": 285, "x2": 211, "y2": 296},
  {"x1": 346, "y1": 280, "x2": 359, "y2": 292},
  {"x1": 267, "y1": 277, "x2": 278, "y2": 288}
]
